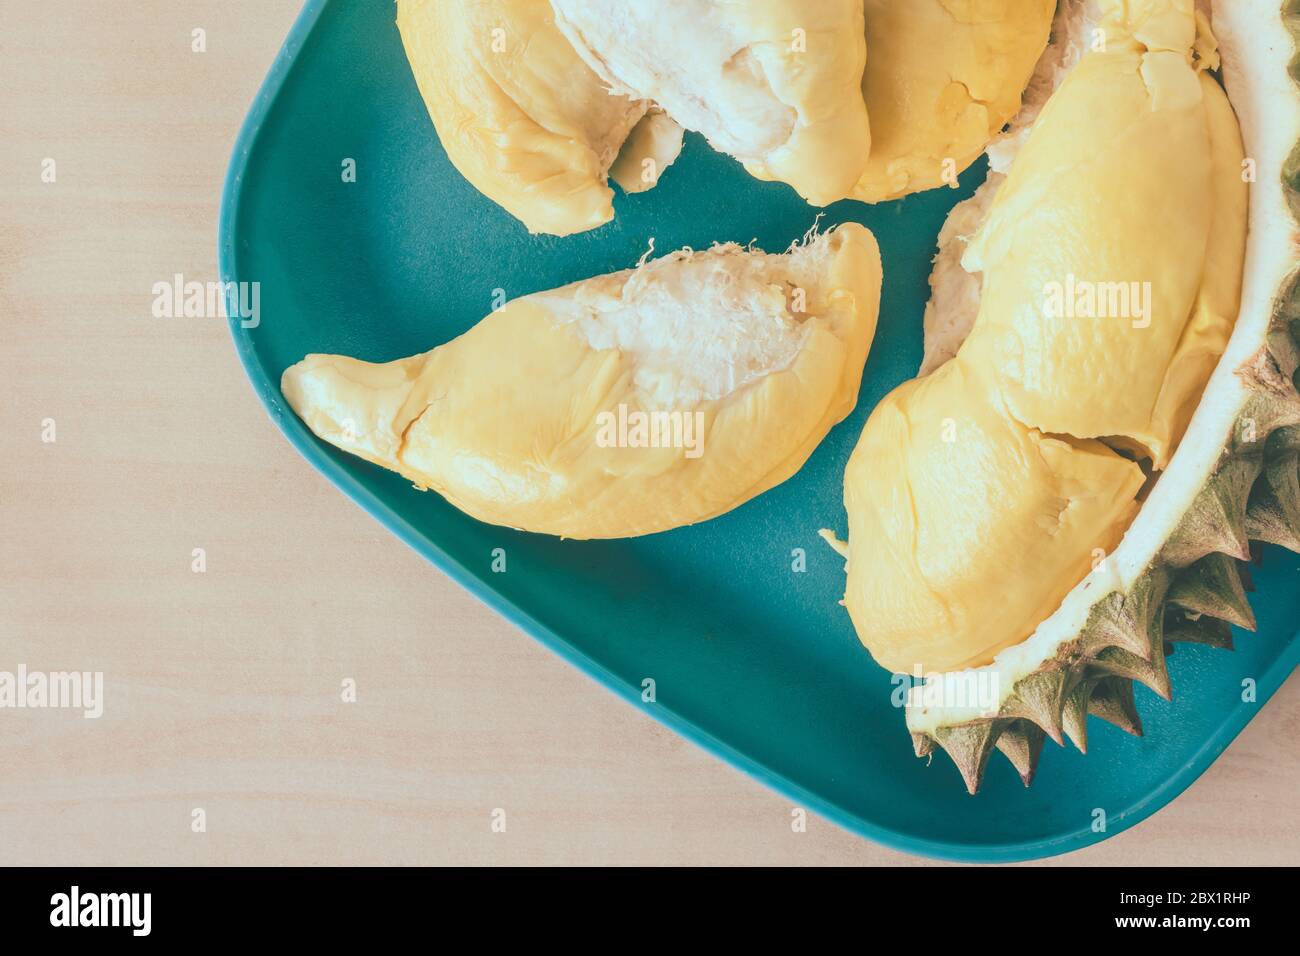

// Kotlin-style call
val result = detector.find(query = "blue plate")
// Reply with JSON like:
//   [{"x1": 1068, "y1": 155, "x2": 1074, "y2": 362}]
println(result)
[{"x1": 219, "y1": 0, "x2": 1300, "y2": 861}]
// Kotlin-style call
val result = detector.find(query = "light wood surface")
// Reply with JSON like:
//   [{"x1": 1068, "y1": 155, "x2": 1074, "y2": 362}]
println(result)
[{"x1": 1, "y1": 0, "x2": 1296, "y2": 866}]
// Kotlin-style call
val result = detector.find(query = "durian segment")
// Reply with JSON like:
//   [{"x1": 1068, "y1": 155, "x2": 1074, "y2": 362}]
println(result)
[
  {"x1": 873, "y1": 0, "x2": 1300, "y2": 790},
  {"x1": 850, "y1": 0, "x2": 1239, "y2": 672},
  {"x1": 284, "y1": 225, "x2": 882, "y2": 540},
  {"x1": 852, "y1": 0, "x2": 1054, "y2": 203},
  {"x1": 396, "y1": 0, "x2": 663, "y2": 237},
  {"x1": 837, "y1": 3, "x2": 1241, "y2": 677},
  {"x1": 842, "y1": 359, "x2": 1144, "y2": 674},
  {"x1": 985, "y1": 0, "x2": 1103, "y2": 169},
  {"x1": 1152, "y1": 73, "x2": 1250, "y2": 458},
  {"x1": 956, "y1": 11, "x2": 1247, "y2": 468},
  {"x1": 903, "y1": 0, "x2": 1300, "y2": 791},
  {"x1": 921, "y1": 0, "x2": 1110, "y2": 375},
  {"x1": 549, "y1": 0, "x2": 872, "y2": 206}
]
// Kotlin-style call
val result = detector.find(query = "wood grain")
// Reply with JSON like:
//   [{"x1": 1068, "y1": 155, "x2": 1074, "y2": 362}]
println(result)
[{"x1": 1, "y1": 0, "x2": 1295, "y2": 866}]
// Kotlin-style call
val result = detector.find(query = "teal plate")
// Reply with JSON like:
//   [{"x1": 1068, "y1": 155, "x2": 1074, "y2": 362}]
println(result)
[{"x1": 220, "y1": 0, "x2": 1300, "y2": 862}]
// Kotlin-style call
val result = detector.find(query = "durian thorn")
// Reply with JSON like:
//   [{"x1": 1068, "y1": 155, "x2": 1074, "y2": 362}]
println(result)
[
  {"x1": 994, "y1": 721, "x2": 1047, "y2": 788},
  {"x1": 1245, "y1": 441, "x2": 1300, "y2": 553},
  {"x1": 1085, "y1": 676, "x2": 1143, "y2": 738},
  {"x1": 1002, "y1": 669, "x2": 1072, "y2": 746},
  {"x1": 1264, "y1": 309, "x2": 1300, "y2": 379},
  {"x1": 1162, "y1": 455, "x2": 1261, "y2": 567},
  {"x1": 1164, "y1": 611, "x2": 1235, "y2": 651},
  {"x1": 1167, "y1": 551, "x2": 1257, "y2": 631},
  {"x1": 1235, "y1": 344, "x2": 1300, "y2": 441},
  {"x1": 1091, "y1": 643, "x2": 1172, "y2": 701},
  {"x1": 1078, "y1": 570, "x2": 1167, "y2": 662},
  {"x1": 933, "y1": 721, "x2": 1002, "y2": 795},
  {"x1": 1061, "y1": 678, "x2": 1096, "y2": 753}
]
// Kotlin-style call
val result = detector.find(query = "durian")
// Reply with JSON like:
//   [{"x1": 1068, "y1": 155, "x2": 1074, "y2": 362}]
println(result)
[
  {"x1": 400, "y1": 0, "x2": 1056, "y2": 224},
  {"x1": 283, "y1": 224, "x2": 882, "y2": 539},
  {"x1": 827, "y1": 0, "x2": 1300, "y2": 792},
  {"x1": 395, "y1": 0, "x2": 683, "y2": 237},
  {"x1": 549, "y1": 0, "x2": 872, "y2": 206},
  {"x1": 836, "y1": 358, "x2": 1145, "y2": 675},
  {"x1": 853, "y1": 0, "x2": 1055, "y2": 202}
]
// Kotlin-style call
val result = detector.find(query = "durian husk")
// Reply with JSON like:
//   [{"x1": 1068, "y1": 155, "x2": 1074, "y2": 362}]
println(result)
[{"x1": 906, "y1": 0, "x2": 1300, "y2": 793}]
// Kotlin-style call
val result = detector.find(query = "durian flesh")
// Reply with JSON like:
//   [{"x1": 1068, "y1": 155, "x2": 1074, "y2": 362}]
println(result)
[
  {"x1": 283, "y1": 225, "x2": 882, "y2": 539},
  {"x1": 853, "y1": 0, "x2": 1055, "y2": 203},
  {"x1": 826, "y1": 3, "x2": 1284, "y2": 790},
  {"x1": 549, "y1": 0, "x2": 872, "y2": 206},
  {"x1": 400, "y1": 0, "x2": 1059, "y2": 224},
  {"x1": 842, "y1": 359, "x2": 1145, "y2": 674},
  {"x1": 396, "y1": 0, "x2": 682, "y2": 237},
  {"x1": 957, "y1": 14, "x2": 1247, "y2": 469}
]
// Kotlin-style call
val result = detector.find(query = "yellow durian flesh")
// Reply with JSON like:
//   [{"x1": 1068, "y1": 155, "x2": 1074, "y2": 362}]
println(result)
[
  {"x1": 1147, "y1": 72, "x2": 1248, "y2": 457},
  {"x1": 838, "y1": 0, "x2": 1247, "y2": 675},
  {"x1": 550, "y1": 0, "x2": 872, "y2": 206},
  {"x1": 395, "y1": 0, "x2": 652, "y2": 237},
  {"x1": 608, "y1": 110, "x2": 686, "y2": 195},
  {"x1": 956, "y1": 2, "x2": 1247, "y2": 468},
  {"x1": 843, "y1": 360, "x2": 1144, "y2": 674},
  {"x1": 853, "y1": 0, "x2": 1055, "y2": 203},
  {"x1": 283, "y1": 225, "x2": 882, "y2": 540}
]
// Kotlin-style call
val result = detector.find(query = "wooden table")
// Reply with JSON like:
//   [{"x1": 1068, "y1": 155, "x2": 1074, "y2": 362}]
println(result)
[{"x1": 2, "y1": 0, "x2": 1295, "y2": 866}]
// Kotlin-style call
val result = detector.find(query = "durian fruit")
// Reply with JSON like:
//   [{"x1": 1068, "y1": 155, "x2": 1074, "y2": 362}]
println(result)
[
  {"x1": 548, "y1": 0, "x2": 872, "y2": 206},
  {"x1": 852, "y1": 0, "x2": 1055, "y2": 203},
  {"x1": 283, "y1": 224, "x2": 882, "y2": 539},
  {"x1": 826, "y1": 0, "x2": 1300, "y2": 791},
  {"x1": 396, "y1": 0, "x2": 683, "y2": 237},
  {"x1": 836, "y1": 358, "x2": 1146, "y2": 675}
]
